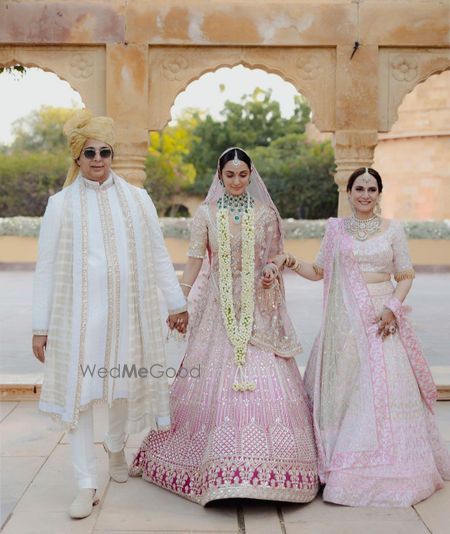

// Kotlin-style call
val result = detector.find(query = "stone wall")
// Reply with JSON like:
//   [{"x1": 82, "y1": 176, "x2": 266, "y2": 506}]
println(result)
[
  {"x1": 1, "y1": 0, "x2": 449, "y2": 215},
  {"x1": 374, "y1": 70, "x2": 450, "y2": 220}
]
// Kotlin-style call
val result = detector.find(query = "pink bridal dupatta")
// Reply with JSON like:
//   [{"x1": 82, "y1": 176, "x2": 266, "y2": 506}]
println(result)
[{"x1": 305, "y1": 218, "x2": 437, "y2": 483}]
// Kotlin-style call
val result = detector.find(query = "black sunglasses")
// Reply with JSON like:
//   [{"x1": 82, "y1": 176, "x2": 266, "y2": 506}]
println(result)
[{"x1": 82, "y1": 147, "x2": 113, "y2": 160}]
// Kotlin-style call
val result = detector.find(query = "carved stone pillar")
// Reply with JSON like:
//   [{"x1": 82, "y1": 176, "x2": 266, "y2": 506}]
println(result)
[
  {"x1": 106, "y1": 43, "x2": 149, "y2": 187},
  {"x1": 112, "y1": 129, "x2": 148, "y2": 187},
  {"x1": 334, "y1": 43, "x2": 379, "y2": 216},
  {"x1": 334, "y1": 130, "x2": 378, "y2": 216}
]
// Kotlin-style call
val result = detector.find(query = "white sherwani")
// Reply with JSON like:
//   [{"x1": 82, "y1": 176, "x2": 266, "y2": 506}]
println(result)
[{"x1": 33, "y1": 173, "x2": 186, "y2": 431}]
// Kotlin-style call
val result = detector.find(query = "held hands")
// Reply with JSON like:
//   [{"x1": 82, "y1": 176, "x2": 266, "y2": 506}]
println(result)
[
  {"x1": 261, "y1": 253, "x2": 288, "y2": 289},
  {"x1": 166, "y1": 311, "x2": 189, "y2": 334},
  {"x1": 376, "y1": 308, "x2": 397, "y2": 340},
  {"x1": 32, "y1": 335, "x2": 47, "y2": 363},
  {"x1": 271, "y1": 253, "x2": 288, "y2": 269},
  {"x1": 261, "y1": 263, "x2": 279, "y2": 289}
]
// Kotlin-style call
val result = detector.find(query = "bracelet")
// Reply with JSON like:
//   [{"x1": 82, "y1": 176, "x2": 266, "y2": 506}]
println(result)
[
  {"x1": 266, "y1": 262, "x2": 279, "y2": 276},
  {"x1": 285, "y1": 253, "x2": 296, "y2": 269},
  {"x1": 312, "y1": 263, "x2": 324, "y2": 277},
  {"x1": 180, "y1": 283, "x2": 192, "y2": 289}
]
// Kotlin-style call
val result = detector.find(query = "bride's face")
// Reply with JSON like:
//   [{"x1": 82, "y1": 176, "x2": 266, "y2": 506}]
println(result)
[{"x1": 220, "y1": 160, "x2": 251, "y2": 196}]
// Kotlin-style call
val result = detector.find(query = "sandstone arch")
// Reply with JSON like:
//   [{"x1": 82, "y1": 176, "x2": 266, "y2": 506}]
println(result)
[
  {"x1": 378, "y1": 48, "x2": 450, "y2": 133},
  {"x1": 375, "y1": 69, "x2": 450, "y2": 220},
  {"x1": 147, "y1": 46, "x2": 335, "y2": 133},
  {"x1": 0, "y1": 45, "x2": 105, "y2": 115},
  {"x1": 0, "y1": 0, "x2": 448, "y2": 214}
]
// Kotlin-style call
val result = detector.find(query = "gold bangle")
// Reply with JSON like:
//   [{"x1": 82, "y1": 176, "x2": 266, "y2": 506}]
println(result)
[
  {"x1": 180, "y1": 283, "x2": 192, "y2": 289},
  {"x1": 266, "y1": 262, "x2": 279, "y2": 277},
  {"x1": 312, "y1": 263, "x2": 324, "y2": 277},
  {"x1": 394, "y1": 269, "x2": 415, "y2": 282}
]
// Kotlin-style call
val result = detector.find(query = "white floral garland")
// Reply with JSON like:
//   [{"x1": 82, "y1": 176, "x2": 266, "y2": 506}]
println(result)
[{"x1": 217, "y1": 201, "x2": 256, "y2": 392}]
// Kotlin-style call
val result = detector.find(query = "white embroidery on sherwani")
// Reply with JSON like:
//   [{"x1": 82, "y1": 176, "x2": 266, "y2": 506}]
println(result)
[{"x1": 34, "y1": 173, "x2": 185, "y2": 432}]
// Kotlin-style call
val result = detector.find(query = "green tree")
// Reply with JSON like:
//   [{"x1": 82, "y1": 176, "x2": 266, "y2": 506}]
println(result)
[
  {"x1": 186, "y1": 89, "x2": 311, "y2": 195},
  {"x1": 144, "y1": 113, "x2": 198, "y2": 215},
  {"x1": 0, "y1": 66, "x2": 26, "y2": 76},
  {"x1": 0, "y1": 151, "x2": 69, "y2": 216},
  {"x1": 252, "y1": 133, "x2": 337, "y2": 219},
  {"x1": 11, "y1": 106, "x2": 77, "y2": 153}
]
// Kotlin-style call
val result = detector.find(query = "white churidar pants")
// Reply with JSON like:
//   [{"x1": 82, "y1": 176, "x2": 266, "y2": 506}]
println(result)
[{"x1": 68, "y1": 401, "x2": 128, "y2": 489}]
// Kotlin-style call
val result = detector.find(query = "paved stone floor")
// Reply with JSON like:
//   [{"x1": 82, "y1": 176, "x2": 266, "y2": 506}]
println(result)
[
  {"x1": 1, "y1": 271, "x2": 449, "y2": 376},
  {"x1": 0, "y1": 400, "x2": 449, "y2": 534}
]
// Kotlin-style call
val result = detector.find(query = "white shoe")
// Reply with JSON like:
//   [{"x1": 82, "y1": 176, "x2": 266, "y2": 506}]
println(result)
[
  {"x1": 69, "y1": 488, "x2": 99, "y2": 519},
  {"x1": 104, "y1": 442, "x2": 128, "y2": 483}
]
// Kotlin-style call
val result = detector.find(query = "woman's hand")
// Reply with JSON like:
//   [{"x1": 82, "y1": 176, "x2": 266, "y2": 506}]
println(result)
[
  {"x1": 261, "y1": 263, "x2": 278, "y2": 289},
  {"x1": 377, "y1": 308, "x2": 397, "y2": 339},
  {"x1": 32, "y1": 335, "x2": 47, "y2": 363},
  {"x1": 270, "y1": 254, "x2": 287, "y2": 270}
]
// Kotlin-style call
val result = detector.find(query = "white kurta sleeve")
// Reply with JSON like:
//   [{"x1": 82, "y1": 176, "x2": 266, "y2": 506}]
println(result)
[
  {"x1": 139, "y1": 189, "x2": 187, "y2": 314},
  {"x1": 32, "y1": 196, "x2": 62, "y2": 334}
]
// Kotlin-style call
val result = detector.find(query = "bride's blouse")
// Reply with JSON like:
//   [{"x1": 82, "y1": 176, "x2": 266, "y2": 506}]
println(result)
[
  {"x1": 316, "y1": 218, "x2": 415, "y2": 282},
  {"x1": 187, "y1": 202, "x2": 302, "y2": 359}
]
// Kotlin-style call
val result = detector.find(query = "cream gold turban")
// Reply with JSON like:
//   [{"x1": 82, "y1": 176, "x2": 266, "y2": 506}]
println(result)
[{"x1": 63, "y1": 109, "x2": 115, "y2": 187}]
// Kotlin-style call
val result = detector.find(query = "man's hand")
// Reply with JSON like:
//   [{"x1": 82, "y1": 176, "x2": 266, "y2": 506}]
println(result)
[
  {"x1": 32, "y1": 335, "x2": 47, "y2": 363},
  {"x1": 167, "y1": 311, "x2": 189, "y2": 334}
]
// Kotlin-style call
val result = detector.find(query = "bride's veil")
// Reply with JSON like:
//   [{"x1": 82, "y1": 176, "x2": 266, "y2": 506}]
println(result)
[{"x1": 187, "y1": 147, "x2": 285, "y2": 332}]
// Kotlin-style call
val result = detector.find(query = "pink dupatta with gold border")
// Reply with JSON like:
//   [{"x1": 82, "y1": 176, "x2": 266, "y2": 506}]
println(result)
[{"x1": 305, "y1": 218, "x2": 437, "y2": 481}]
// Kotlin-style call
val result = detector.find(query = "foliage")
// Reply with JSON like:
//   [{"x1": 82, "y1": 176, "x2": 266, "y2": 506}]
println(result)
[
  {"x1": 0, "y1": 151, "x2": 68, "y2": 216},
  {"x1": 0, "y1": 66, "x2": 26, "y2": 76},
  {"x1": 3, "y1": 216, "x2": 448, "y2": 240},
  {"x1": 11, "y1": 106, "x2": 76, "y2": 153},
  {"x1": 252, "y1": 134, "x2": 337, "y2": 219},
  {"x1": 1, "y1": 91, "x2": 336, "y2": 219},
  {"x1": 144, "y1": 113, "x2": 197, "y2": 215},
  {"x1": 185, "y1": 89, "x2": 311, "y2": 195}
]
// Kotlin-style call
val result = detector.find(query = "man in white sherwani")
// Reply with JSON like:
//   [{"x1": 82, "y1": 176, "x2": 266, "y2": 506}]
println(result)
[{"x1": 32, "y1": 110, "x2": 188, "y2": 519}]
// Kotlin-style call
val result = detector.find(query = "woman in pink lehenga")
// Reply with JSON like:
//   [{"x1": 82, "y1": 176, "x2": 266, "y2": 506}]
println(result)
[
  {"x1": 130, "y1": 147, "x2": 318, "y2": 505},
  {"x1": 271, "y1": 167, "x2": 450, "y2": 507}
]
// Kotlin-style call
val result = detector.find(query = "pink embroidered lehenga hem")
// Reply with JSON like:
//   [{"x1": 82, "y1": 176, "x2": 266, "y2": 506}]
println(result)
[
  {"x1": 304, "y1": 218, "x2": 450, "y2": 507},
  {"x1": 130, "y1": 340, "x2": 318, "y2": 505}
]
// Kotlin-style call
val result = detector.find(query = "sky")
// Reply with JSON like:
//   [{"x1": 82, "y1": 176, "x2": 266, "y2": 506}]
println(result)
[{"x1": 0, "y1": 65, "x2": 300, "y2": 145}]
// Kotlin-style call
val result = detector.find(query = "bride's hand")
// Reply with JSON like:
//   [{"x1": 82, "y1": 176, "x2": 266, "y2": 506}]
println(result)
[{"x1": 261, "y1": 264, "x2": 277, "y2": 289}]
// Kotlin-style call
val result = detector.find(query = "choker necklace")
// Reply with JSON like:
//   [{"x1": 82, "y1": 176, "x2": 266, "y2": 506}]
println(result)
[
  {"x1": 219, "y1": 191, "x2": 255, "y2": 224},
  {"x1": 344, "y1": 213, "x2": 381, "y2": 241}
]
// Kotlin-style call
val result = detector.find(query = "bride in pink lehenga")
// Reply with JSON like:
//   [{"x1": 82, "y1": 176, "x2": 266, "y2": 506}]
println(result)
[
  {"x1": 271, "y1": 167, "x2": 450, "y2": 507},
  {"x1": 130, "y1": 147, "x2": 318, "y2": 505}
]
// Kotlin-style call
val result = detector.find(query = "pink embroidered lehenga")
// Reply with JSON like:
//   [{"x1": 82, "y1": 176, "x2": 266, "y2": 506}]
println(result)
[
  {"x1": 303, "y1": 217, "x2": 450, "y2": 507},
  {"x1": 130, "y1": 161, "x2": 318, "y2": 505}
]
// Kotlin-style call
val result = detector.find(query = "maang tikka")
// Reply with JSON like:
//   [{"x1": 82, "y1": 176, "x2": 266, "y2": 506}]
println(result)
[
  {"x1": 361, "y1": 167, "x2": 372, "y2": 184},
  {"x1": 232, "y1": 150, "x2": 240, "y2": 167}
]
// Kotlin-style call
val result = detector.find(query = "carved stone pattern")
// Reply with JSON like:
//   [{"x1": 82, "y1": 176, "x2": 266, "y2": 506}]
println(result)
[
  {"x1": 162, "y1": 56, "x2": 189, "y2": 81},
  {"x1": 69, "y1": 53, "x2": 94, "y2": 79},
  {"x1": 390, "y1": 55, "x2": 419, "y2": 82},
  {"x1": 296, "y1": 54, "x2": 321, "y2": 81}
]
